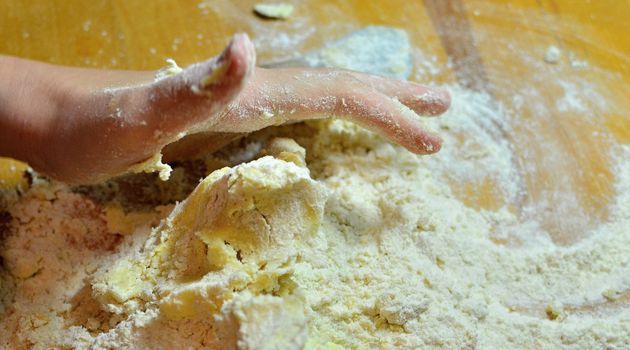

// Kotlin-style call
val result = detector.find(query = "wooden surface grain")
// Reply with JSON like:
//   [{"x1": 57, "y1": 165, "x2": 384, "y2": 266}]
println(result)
[{"x1": 1, "y1": 0, "x2": 628, "y2": 245}]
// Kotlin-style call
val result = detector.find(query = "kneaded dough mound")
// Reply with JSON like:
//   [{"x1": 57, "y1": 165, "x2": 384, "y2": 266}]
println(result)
[{"x1": 89, "y1": 139, "x2": 326, "y2": 348}]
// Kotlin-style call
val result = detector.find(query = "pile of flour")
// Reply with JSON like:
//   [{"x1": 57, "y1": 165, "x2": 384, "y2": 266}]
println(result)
[{"x1": 1, "y1": 27, "x2": 630, "y2": 349}]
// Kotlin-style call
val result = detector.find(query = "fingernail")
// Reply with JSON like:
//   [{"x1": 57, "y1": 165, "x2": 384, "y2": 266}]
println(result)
[{"x1": 415, "y1": 88, "x2": 450, "y2": 115}]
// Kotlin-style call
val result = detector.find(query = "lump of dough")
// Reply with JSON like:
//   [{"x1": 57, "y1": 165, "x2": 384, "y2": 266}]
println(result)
[{"x1": 91, "y1": 139, "x2": 327, "y2": 323}]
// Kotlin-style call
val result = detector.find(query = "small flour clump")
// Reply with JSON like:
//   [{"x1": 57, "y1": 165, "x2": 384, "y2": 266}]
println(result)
[{"x1": 544, "y1": 45, "x2": 562, "y2": 64}]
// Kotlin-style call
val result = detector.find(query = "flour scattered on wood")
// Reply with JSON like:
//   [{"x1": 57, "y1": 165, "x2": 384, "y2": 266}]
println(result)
[{"x1": 2, "y1": 26, "x2": 629, "y2": 350}]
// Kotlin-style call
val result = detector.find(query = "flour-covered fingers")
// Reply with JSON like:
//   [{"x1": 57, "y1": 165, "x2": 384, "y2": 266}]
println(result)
[
  {"x1": 347, "y1": 71, "x2": 451, "y2": 116},
  {"x1": 209, "y1": 67, "x2": 443, "y2": 154},
  {"x1": 333, "y1": 91, "x2": 442, "y2": 154}
]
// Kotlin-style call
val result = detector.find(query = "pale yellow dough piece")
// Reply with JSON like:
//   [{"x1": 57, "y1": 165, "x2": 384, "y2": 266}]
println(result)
[
  {"x1": 154, "y1": 58, "x2": 184, "y2": 81},
  {"x1": 128, "y1": 152, "x2": 172, "y2": 181},
  {"x1": 91, "y1": 139, "x2": 327, "y2": 348},
  {"x1": 253, "y1": 3, "x2": 294, "y2": 19}
]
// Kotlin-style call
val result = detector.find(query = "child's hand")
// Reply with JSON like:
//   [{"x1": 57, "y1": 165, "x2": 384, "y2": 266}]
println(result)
[{"x1": 0, "y1": 33, "x2": 449, "y2": 185}]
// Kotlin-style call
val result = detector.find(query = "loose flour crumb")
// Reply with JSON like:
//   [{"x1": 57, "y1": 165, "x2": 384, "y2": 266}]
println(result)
[{"x1": 544, "y1": 45, "x2": 562, "y2": 64}]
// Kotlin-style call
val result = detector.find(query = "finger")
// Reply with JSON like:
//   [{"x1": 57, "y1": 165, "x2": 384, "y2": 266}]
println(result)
[
  {"x1": 214, "y1": 69, "x2": 442, "y2": 154},
  {"x1": 349, "y1": 71, "x2": 451, "y2": 116},
  {"x1": 137, "y1": 33, "x2": 256, "y2": 139},
  {"x1": 333, "y1": 91, "x2": 442, "y2": 154}
]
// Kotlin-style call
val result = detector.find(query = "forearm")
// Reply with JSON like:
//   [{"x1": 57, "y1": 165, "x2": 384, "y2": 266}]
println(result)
[{"x1": 0, "y1": 55, "x2": 58, "y2": 165}]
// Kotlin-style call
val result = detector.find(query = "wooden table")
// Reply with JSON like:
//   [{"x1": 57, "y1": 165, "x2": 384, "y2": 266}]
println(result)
[{"x1": 1, "y1": 0, "x2": 628, "y2": 245}]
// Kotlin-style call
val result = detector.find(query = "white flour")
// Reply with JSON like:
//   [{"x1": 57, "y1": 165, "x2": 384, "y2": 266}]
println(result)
[{"x1": 1, "y1": 26, "x2": 630, "y2": 350}]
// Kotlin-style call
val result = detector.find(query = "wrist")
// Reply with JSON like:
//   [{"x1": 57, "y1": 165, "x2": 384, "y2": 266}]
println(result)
[{"x1": 0, "y1": 55, "x2": 59, "y2": 169}]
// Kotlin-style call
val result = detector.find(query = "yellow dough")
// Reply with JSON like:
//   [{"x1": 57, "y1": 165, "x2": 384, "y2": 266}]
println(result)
[{"x1": 90, "y1": 139, "x2": 326, "y2": 347}]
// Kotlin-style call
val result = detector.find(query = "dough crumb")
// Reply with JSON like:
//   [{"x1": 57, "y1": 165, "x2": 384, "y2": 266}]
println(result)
[
  {"x1": 154, "y1": 58, "x2": 183, "y2": 81},
  {"x1": 253, "y1": 3, "x2": 294, "y2": 19},
  {"x1": 129, "y1": 152, "x2": 172, "y2": 181}
]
